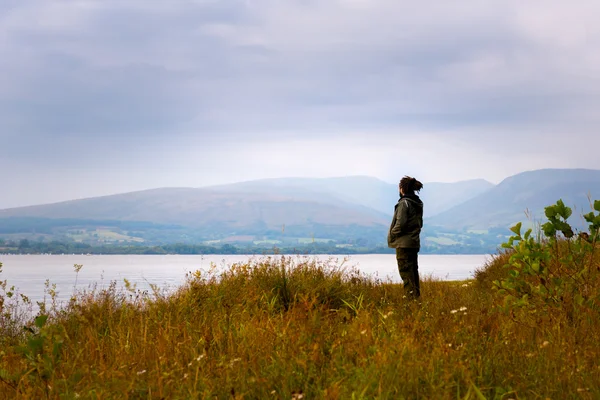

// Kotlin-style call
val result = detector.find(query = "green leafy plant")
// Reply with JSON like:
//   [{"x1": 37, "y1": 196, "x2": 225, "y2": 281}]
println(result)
[
  {"x1": 18, "y1": 314, "x2": 64, "y2": 393},
  {"x1": 494, "y1": 199, "x2": 600, "y2": 318}
]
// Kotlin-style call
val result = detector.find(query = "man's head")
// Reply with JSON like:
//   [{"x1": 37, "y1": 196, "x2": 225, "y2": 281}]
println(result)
[{"x1": 399, "y1": 176, "x2": 423, "y2": 196}]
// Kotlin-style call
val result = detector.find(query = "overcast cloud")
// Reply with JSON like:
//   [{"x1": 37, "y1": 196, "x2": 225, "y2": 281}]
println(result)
[{"x1": 1, "y1": 0, "x2": 600, "y2": 208}]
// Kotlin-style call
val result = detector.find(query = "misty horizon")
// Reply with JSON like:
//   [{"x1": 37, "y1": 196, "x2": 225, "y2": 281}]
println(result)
[
  {"x1": 2, "y1": 167, "x2": 599, "y2": 210},
  {"x1": 2, "y1": 1, "x2": 600, "y2": 208}
]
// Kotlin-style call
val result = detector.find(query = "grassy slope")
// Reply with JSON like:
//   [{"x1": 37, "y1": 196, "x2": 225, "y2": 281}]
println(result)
[{"x1": 1, "y1": 252, "x2": 599, "y2": 399}]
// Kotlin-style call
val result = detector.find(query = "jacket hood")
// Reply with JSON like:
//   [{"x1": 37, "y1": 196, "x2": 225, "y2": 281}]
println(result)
[{"x1": 400, "y1": 193, "x2": 423, "y2": 209}]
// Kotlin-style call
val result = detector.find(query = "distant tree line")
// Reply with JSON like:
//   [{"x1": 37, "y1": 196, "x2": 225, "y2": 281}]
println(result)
[{"x1": 0, "y1": 239, "x2": 497, "y2": 255}]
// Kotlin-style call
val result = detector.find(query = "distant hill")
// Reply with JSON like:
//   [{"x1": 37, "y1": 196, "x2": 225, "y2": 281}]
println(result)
[
  {"x1": 0, "y1": 187, "x2": 389, "y2": 229},
  {"x1": 0, "y1": 175, "x2": 495, "y2": 247},
  {"x1": 418, "y1": 179, "x2": 495, "y2": 217},
  {"x1": 428, "y1": 169, "x2": 600, "y2": 230},
  {"x1": 208, "y1": 176, "x2": 494, "y2": 218}
]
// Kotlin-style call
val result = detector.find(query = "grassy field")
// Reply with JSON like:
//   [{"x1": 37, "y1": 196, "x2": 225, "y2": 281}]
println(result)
[
  {"x1": 67, "y1": 229, "x2": 145, "y2": 244},
  {"x1": 0, "y1": 238, "x2": 599, "y2": 399},
  {"x1": 297, "y1": 238, "x2": 334, "y2": 244},
  {"x1": 424, "y1": 236, "x2": 460, "y2": 246}
]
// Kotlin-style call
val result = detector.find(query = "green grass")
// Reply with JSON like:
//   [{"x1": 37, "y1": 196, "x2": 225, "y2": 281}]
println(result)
[
  {"x1": 297, "y1": 238, "x2": 333, "y2": 244},
  {"x1": 67, "y1": 229, "x2": 144, "y2": 243},
  {"x1": 1, "y1": 250, "x2": 599, "y2": 398},
  {"x1": 425, "y1": 236, "x2": 460, "y2": 246},
  {"x1": 253, "y1": 240, "x2": 282, "y2": 245}
]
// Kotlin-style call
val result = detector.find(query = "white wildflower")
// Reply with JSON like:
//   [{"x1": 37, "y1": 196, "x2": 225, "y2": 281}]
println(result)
[{"x1": 137, "y1": 370, "x2": 147, "y2": 375}]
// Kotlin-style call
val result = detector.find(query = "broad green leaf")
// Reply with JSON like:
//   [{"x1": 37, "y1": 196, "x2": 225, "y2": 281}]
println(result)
[
  {"x1": 561, "y1": 225, "x2": 574, "y2": 239},
  {"x1": 542, "y1": 222, "x2": 556, "y2": 238},
  {"x1": 510, "y1": 222, "x2": 522, "y2": 236},
  {"x1": 34, "y1": 314, "x2": 48, "y2": 329},
  {"x1": 545, "y1": 206, "x2": 557, "y2": 219},
  {"x1": 594, "y1": 200, "x2": 600, "y2": 212},
  {"x1": 561, "y1": 204, "x2": 573, "y2": 219},
  {"x1": 584, "y1": 211, "x2": 595, "y2": 223}
]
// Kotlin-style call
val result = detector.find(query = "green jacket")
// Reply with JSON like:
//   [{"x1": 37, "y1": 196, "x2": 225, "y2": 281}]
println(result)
[{"x1": 387, "y1": 194, "x2": 424, "y2": 249}]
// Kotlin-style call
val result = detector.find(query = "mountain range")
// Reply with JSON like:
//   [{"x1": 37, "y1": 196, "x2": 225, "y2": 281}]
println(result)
[
  {"x1": 429, "y1": 169, "x2": 600, "y2": 230},
  {"x1": 1, "y1": 168, "x2": 599, "y2": 251}
]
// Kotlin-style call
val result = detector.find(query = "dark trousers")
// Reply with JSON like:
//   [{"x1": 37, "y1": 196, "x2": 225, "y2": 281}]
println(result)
[{"x1": 395, "y1": 248, "x2": 420, "y2": 299}]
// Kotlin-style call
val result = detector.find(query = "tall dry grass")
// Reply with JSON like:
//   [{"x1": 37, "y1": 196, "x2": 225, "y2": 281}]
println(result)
[{"x1": 0, "y1": 252, "x2": 599, "y2": 399}]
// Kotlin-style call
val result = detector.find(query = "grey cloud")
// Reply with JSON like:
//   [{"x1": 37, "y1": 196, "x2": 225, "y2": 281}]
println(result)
[
  {"x1": 1, "y1": 0, "x2": 600, "y2": 205},
  {"x1": 3, "y1": 0, "x2": 599, "y2": 141}
]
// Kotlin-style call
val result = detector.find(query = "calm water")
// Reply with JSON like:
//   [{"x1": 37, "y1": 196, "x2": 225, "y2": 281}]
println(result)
[{"x1": 0, "y1": 254, "x2": 491, "y2": 305}]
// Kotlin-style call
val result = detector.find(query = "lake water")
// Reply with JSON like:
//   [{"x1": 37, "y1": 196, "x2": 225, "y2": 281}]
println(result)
[{"x1": 0, "y1": 254, "x2": 492, "y2": 305}]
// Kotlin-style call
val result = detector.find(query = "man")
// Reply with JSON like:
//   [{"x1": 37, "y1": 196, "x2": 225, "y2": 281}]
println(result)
[{"x1": 387, "y1": 176, "x2": 424, "y2": 299}]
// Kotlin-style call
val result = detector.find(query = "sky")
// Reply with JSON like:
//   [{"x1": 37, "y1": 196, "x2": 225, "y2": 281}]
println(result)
[{"x1": 1, "y1": 0, "x2": 600, "y2": 208}]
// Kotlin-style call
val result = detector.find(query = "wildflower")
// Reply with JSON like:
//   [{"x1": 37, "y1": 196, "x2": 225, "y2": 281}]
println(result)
[
  {"x1": 541, "y1": 341, "x2": 550, "y2": 348},
  {"x1": 459, "y1": 307, "x2": 467, "y2": 312},
  {"x1": 137, "y1": 370, "x2": 147, "y2": 375},
  {"x1": 461, "y1": 284, "x2": 469, "y2": 287},
  {"x1": 361, "y1": 330, "x2": 367, "y2": 335},
  {"x1": 196, "y1": 354, "x2": 205, "y2": 361},
  {"x1": 450, "y1": 309, "x2": 458, "y2": 314}
]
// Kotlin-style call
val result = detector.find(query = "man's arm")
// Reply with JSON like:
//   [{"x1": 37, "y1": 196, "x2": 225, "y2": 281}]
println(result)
[{"x1": 389, "y1": 200, "x2": 408, "y2": 237}]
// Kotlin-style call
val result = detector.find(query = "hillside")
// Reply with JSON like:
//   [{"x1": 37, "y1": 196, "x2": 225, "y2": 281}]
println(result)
[
  {"x1": 0, "y1": 188, "x2": 389, "y2": 229},
  {"x1": 429, "y1": 169, "x2": 600, "y2": 230},
  {"x1": 0, "y1": 176, "x2": 493, "y2": 229},
  {"x1": 419, "y1": 179, "x2": 494, "y2": 217},
  {"x1": 208, "y1": 176, "x2": 494, "y2": 217},
  {"x1": 0, "y1": 175, "x2": 495, "y2": 250}
]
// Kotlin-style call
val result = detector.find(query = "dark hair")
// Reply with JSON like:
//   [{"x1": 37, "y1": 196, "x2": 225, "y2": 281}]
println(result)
[{"x1": 399, "y1": 176, "x2": 423, "y2": 194}]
